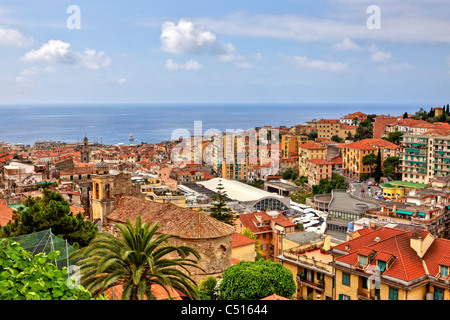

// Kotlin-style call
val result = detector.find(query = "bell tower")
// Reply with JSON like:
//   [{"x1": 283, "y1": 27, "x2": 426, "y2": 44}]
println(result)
[
  {"x1": 91, "y1": 159, "x2": 115, "y2": 222},
  {"x1": 81, "y1": 136, "x2": 90, "y2": 163}
]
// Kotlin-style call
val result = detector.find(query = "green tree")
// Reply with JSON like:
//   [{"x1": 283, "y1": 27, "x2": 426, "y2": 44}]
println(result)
[
  {"x1": 354, "y1": 119, "x2": 373, "y2": 141},
  {"x1": 0, "y1": 189, "x2": 97, "y2": 248},
  {"x1": 240, "y1": 227, "x2": 264, "y2": 260},
  {"x1": 383, "y1": 156, "x2": 400, "y2": 179},
  {"x1": 362, "y1": 153, "x2": 377, "y2": 175},
  {"x1": 0, "y1": 238, "x2": 97, "y2": 300},
  {"x1": 210, "y1": 179, "x2": 235, "y2": 225},
  {"x1": 373, "y1": 149, "x2": 383, "y2": 183},
  {"x1": 403, "y1": 112, "x2": 408, "y2": 119},
  {"x1": 383, "y1": 131, "x2": 403, "y2": 145},
  {"x1": 218, "y1": 259, "x2": 296, "y2": 300},
  {"x1": 198, "y1": 277, "x2": 219, "y2": 300},
  {"x1": 331, "y1": 135, "x2": 343, "y2": 143},
  {"x1": 307, "y1": 131, "x2": 318, "y2": 141},
  {"x1": 312, "y1": 173, "x2": 348, "y2": 195},
  {"x1": 69, "y1": 216, "x2": 203, "y2": 300},
  {"x1": 282, "y1": 168, "x2": 297, "y2": 180}
]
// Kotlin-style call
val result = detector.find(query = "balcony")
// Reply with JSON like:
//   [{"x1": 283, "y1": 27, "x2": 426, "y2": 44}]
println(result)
[
  {"x1": 411, "y1": 213, "x2": 446, "y2": 225},
  {"x1": 296, "y1": 275, "x2": 325, "y2": 292},
  {"x1": 357, "y1": 288, "x2": 380, "y2": 300}
]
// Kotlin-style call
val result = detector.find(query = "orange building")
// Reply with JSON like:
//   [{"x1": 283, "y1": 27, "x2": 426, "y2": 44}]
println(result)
[{"x1": 235, "y1": 211, "x2": 296, "y2": 262}]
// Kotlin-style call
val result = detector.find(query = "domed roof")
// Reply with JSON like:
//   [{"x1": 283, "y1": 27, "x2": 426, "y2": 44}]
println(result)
[{"x1": 96, "y1": 159, "x2": 109, "y2": 170}]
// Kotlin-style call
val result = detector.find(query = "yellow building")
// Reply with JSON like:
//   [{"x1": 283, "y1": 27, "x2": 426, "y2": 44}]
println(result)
[
  {"x1": 213, "y1": 133, "x2": 248, "y2": 181},
  {"x1": 341, "y1": 141, "x2": 377, "y2": 180},
  {"x1": 298, "y1": 142, "x2": 326, "y2": 177},
  {"x1": 318, "y1": 119, "x2": 357, "y2": 140},
  {"x1": 329, "y1": 226, "x2": 450, "y2": 300},
  {"x1": 279, "y1": 234, "x2": 335, "y2": 300},
  {"x1": 341, "y1": 138, "x2": 400, "y2": 181},
  {"x1": 281, "y1": 134, "x2": 307, "y2": 158},
  {"x1": 231, "y1": 232, "x2": 257, "y2": 263}
]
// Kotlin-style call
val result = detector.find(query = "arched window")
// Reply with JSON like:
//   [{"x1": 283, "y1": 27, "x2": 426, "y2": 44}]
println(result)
[
  {"x1": 95, "y1": 183, "x2": 99, "y2": 199},
  {"x1": 253, "y1": 198, "x2": 288, "y2": 212},
  {"x1": 105, "y1": 183, "x2": 111, "y2": 199}
]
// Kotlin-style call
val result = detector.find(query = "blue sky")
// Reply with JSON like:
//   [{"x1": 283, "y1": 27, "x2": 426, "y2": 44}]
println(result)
[{"x1": 1, "y1": 0, "x2": 450, "y2": 105}]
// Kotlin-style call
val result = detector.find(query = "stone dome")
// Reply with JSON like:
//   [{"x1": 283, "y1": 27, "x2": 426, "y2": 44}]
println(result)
[{"x1": 96, "y1": 160, "x2": 109, "y2": 171}]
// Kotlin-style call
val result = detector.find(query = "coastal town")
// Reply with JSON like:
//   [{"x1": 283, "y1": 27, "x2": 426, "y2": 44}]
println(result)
[{"x1": 1, "y1": 105, "x2": 450, "y2": 301}]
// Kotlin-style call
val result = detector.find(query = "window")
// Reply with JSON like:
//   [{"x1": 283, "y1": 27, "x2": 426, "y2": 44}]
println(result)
[
  {"x1": 342, "y1": 272, "x2": 350, "y2": 286},
  {"x1": 358, "y1": 255, "x2": 368, "y2": 268},
  {"x1": 388, "y1": 287, "x2": 398, "y2": 300},
  {"x1": 361, "y1": 277, "x2": 368, "y2": 289},
  {"x1": 434, "y1": 287, "x2": 444, "y2": 300},
  {"x1": 377, "y1": 260, "x2": 387, "y2": 273},
  {"x1": 338, "y1": 294, "x2": 350, "y2": 300},
  {"x1": 440, "y1": 265, "x2": 449, "y2": 278}
]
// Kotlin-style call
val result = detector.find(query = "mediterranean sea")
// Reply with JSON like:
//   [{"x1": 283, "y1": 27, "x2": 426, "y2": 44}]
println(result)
[{"x1": 0, "y1": 103, "x2": 427, "y2": 145}]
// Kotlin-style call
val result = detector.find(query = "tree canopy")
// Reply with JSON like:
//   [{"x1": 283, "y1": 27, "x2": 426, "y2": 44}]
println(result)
[
  {"x1": 218, "y1": 259, "x2": 296, "y2": 300},
  {"x1": 0, "y1": 189, "x2": 97, "y2": 248},
  {"x1": 70, "y1": 217, "x2": 203, "y2": 300},
  {"x1": 312, "y1": 173, "x2": 348, "y2": 195},
  {"x1": 0, "y1": 238, "x2": 96, "y2": 300},
  {"x1": 210, "y1": 179, "x2": 235, "y2": 225}
]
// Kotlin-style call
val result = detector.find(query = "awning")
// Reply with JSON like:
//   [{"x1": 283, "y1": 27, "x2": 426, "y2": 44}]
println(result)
[
  {"x1": 417, "y1": 212, "x2": 426, "y2": 217},
  {"x1": 396, "y1": 210, "x2": 413, "y2": 215}
]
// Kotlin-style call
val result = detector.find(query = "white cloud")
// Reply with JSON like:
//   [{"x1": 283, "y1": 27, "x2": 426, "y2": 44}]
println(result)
[
  {"x1": 377, "y1": 62, "x2": 415, "y2": 72},
  {"x1": 117, "y1": 78, "x2": 128, "y2": 84},
  {"x1": 160, "y1": 19, "x2": 248, "y2": 68},
  {"x1": 21, "y1": 40, "x2": 76, "y2": 64},
  {"x1": 333, "y1": 38, "x2": 362, "y2": 51},
  {"x1": 78, "y1": 49, "x2": 112, "y2": 70},
  {"x1": 368, "y1": 44, "x2": 414, "y2": 71},
  {"x1": 285, "y1": 55, "x2": 349, "y2": 72},
  {"x1": 369, "y1": 44, "x2": 393, "y2": 62},
  {"x1": 194, "y1": 12, "x2": 450, "y2": 45},
  {"x1": 15, "y1": 66, "x2": 55, "y2": 83},
  {"x1": 165, "y1": 59, "x2": 203, "y2": 71},
  {"x1": 0, "y1": 26, "x2": 33, "y2": 47},
  {"x1": 20, "y1": 40, "x2": 111, "y2": 70},
  {"x1": 160, "y1": 19, "x2": 232, "y2": 56}
]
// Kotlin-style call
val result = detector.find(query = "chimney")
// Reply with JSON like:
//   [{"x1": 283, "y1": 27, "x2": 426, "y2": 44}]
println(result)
[
  {"x1": 323, "y1": 234, "x2": 331, "y2": 251},
  {"x1": 410, "y1": 231, "x2": 434, "y2": 258}
]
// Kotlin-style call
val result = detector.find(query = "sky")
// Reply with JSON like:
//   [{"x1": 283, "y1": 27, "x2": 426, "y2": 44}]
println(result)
[{"x1": 1, "y1": 0, "x2": 450, "y2": 105}]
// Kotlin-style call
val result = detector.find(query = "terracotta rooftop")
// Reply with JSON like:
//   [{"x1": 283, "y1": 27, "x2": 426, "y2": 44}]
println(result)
[
  {"x1": 0, "y1": 201, "x2": 13, "y2": 227},
  {"x1": 332, "y1": 227, "x2": 450, "y2": 283},
  {"x1": 231, "y1": 232, "x2": 257, "y2": 248},
  {"x1": 107, "y1": 195, "x2": 235, "y2": 239},
  {"x1": 261, "y1": 294, "x2": 290, "y2": 300},
  {"x1": 299, "y1": 142, "x2": 326, "y2": 150},
  {"x1": 308, "y1": 158, "x2": 332, "y2": 165},
  {"x1": 342, "y1": 141, "x2": 377, "y2": 151}
]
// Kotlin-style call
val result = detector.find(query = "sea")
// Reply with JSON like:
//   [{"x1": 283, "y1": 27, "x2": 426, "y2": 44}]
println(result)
[{"x1": 0, "y1": 102, "x2": 430, "y2": 146}]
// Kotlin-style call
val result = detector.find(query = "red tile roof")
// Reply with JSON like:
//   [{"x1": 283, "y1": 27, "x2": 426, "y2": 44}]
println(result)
[
  {"x1": 332, "y1": 227, "x2": 450, "y2": 283},
  {"x1": 308, "y1": 158, "x2": 332, "y2": 165},
  {"x1": 342, "y1": 141, "x2": 377, "y2": 151},
  {"x1": 299, "y1": 142, "x2": 326, "y2": 150},
  {"x1": 0, "y1": 201, "x2": 14, "y2": 227},
  {"x1": 231, "y1": 232, "x2": 257, "y2": 248}
]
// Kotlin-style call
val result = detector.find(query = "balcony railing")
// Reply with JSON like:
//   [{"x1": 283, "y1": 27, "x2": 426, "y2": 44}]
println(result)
[{"x1": 357, "y1": 288, "x2": 379, "y2": 300}]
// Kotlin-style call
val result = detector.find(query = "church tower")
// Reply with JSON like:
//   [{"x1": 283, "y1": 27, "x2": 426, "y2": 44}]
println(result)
[
  {"x1": 81, "y1": 136, "x2": 90, "y2": 163},
  {"x1": 91, "y1": 159, "x2": 115, "y2": 222}
]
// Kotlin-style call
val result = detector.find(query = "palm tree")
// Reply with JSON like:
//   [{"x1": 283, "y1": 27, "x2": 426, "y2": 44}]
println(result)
[{"x1": 69, "y1": 216, "x2": 203, "y2": 300}]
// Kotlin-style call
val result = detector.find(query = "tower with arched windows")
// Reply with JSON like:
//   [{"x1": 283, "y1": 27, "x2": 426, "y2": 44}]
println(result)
[
  {"x1": 90, "y1": 159, "x2": 145, "y2": 222},
  {"x1": 81, "y1": 136, "x2": 90, "y2": 163},
  {"x1": 91, "y1": 159, "x2": 115, "y2": 222}
]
